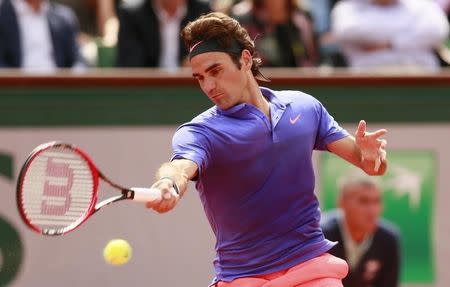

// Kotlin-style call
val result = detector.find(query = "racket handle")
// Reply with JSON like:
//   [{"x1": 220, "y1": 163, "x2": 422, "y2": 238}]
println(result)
[{"x1": 131, "y1": 187, "x2": 162, "y2": 202}]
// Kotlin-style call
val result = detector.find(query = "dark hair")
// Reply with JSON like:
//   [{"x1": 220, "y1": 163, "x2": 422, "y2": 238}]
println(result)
[{"x1": 181, "y1": 12, "x2": 264, "y2": 80}]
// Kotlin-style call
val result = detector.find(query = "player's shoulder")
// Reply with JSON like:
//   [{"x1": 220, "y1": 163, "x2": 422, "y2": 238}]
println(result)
[
  {"x1": 175, "y1": 106, "x2": 219, "y2": 131},
  {"x1": 191, "y1": 106, "x2": 221, "y2": 124}
]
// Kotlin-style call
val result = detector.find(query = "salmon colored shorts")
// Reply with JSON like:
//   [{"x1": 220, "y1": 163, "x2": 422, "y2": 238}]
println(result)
[{"x1": 214, "y1": 253, "x2": 348, "y2": 287}]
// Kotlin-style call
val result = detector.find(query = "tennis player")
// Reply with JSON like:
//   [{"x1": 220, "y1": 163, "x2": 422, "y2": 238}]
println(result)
[{"x1": 146, "y1": 12, "x2": 387, "y2": 287}]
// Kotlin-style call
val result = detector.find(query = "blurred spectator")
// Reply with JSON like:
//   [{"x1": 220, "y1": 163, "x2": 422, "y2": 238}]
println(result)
[
  {"x1": 210, "y1": 0, "x2": 236, "y2": 14},
  {"x1": 321, "y1": 172, "x2": 401, "y2": 287},
  {"x1": 436, "y1": 0, "x2": 450, "y2": 20},
  {"x1": 0, "y1": 0, "x2": 84, "y2": 71},
  {"x1": 116, "y1": 0, "x2": 210, "y2": 68},
  {"x1": 436, "y1": 0, "x2": 450, "y2": 66},
  {"x1": 53, "y1": 0, "x2": 118, "y2": 37},
  {"x1": 331, "y1": 0, "x2": 449, "y2": 72},
  {"x1": 53, "y1": 0, "x2": 119, "y2": 66},
  {"x1": 307, "y1": 0, "x2": 347, "y2": 66},
  {"x1": 231, "y1": 0, "x2": 319, "y2": 67}
]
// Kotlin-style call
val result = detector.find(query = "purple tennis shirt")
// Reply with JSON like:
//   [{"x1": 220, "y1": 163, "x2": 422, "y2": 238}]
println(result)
[{"x1": 171, "y1": 87, "x2": 349, "y2": 282}]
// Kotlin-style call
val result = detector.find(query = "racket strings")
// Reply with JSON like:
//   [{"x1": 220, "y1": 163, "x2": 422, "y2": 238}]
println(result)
[{"x1": 20, "y1": 147, "x2": 95, "y2": 232}]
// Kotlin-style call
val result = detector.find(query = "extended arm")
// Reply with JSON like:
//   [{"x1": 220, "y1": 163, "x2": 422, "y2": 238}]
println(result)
[
  {"x1": 146, "y1": 158, "x2": 198, "y2": 213},
  {"x1": 327, "y1": 120, "x2": 387, "y2": 176}
]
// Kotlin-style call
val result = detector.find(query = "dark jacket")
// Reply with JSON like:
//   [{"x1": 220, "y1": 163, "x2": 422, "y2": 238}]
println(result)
[
  {"x1": 321, "y1": 211, "x2": 401, "y2": 287},
  {"x1": 116, "y1": 0, "x2": 210, "y2": 67},
  {"x1": 0, "y1": 0, "x2": 81, "y2": 68}
]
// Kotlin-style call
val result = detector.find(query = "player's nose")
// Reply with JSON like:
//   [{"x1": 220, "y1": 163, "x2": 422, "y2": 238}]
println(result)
[{"x1": 203, "y1": 77, "x2": 216, "y2": 94}]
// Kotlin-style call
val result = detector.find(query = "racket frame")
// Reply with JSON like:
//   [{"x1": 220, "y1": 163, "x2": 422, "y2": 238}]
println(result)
[
  {"x1": 17, "y1": 142, "x2": 99, "y2": 235},
  {"x1": 16, "y1": 141, "x2": 168, "y2": 236}
]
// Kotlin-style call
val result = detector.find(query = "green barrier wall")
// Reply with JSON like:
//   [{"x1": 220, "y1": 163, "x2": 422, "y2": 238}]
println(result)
[{"x1": 0, "y1": 70, "x2": 450, "y2": 126}]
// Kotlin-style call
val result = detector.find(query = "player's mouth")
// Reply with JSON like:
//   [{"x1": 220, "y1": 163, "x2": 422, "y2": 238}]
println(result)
[{"x1": 210, "y1": 93, "x2": 224, "y2": 100}]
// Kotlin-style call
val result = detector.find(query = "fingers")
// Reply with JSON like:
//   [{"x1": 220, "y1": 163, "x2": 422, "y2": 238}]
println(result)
[
  {"x1": 369, "y1": 129, "x2": 387, "y2": 139},
  {"x1": 355, "y1": 120, "x2": 366, "y2": 138},
  {"x1": 356, "y1": 120, "x2": 387, "y2": 140},
  {"x1": 145, "y1": 191, "x2": 178, "y2": 213},
  {"x1": 380, "y1": 148, "x2": 387, "y2": 162},
  {"x1": 145, "y1": 179, "x2": 179, "y2": 213},
  {"x1": 373, "y1": 145, "x2": 387, "y2": 172},
  {"x1": 374, "y1": 156, "x2": 381, "y2": 172}
]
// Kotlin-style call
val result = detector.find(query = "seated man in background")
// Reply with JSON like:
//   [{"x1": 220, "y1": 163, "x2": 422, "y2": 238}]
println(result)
[
  {"x1": 0, "y1": 0, "x2": 84, "y2": 71},
  {"x1": 321, "y1": 172, "x2": 401, "y2": 287},
  {"x1": 116, "y1": 0, "x2": 210, "y2": 69},
  {"x1": 331, "y1": 0, "x2": 449, "y2": 71}
]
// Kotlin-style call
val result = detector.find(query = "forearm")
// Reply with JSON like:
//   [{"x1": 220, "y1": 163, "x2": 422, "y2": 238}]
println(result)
[
  {"x1": 155, "y1": 159, "x2": 198, "y2": 197},
  {"x1": 145, "y1": 159, "x2": 198, "y2": 213}
]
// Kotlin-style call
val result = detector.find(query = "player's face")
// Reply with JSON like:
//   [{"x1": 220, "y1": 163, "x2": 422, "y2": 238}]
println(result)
[
  {"x1": 191, "y1": 51, "x2": 250, "y2": 110},
  {"x1": 340, "y1": 184, "x2": 382, "y2": 235}
]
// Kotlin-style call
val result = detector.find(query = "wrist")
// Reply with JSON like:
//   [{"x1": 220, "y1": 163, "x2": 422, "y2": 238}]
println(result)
[{"x1": 158, "y1": 176, "x2": 180, "y2": 195}]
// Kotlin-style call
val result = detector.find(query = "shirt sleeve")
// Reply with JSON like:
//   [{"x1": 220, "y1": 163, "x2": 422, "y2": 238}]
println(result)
[
  {"x1": 170, "y1": 123, "x2": 211, "y2": 177},
  {"x1": 313, "y1": 99, "x2": 349, "y2": 151}
]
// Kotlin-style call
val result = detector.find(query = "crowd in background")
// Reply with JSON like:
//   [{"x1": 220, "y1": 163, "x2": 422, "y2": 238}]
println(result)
[{"x1": 0, "y1": 0, "x2": 449, "y2": 72}]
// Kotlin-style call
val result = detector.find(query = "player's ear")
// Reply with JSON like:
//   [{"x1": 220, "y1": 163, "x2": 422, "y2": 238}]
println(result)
[{"x1": 240, "y1": 49, "x2": 253, "y2": 70}]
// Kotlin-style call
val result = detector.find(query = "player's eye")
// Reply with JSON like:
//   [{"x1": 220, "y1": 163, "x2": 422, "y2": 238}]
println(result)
[{"x1": 209, "y1": 68, "x2": 221, "y2": 77}]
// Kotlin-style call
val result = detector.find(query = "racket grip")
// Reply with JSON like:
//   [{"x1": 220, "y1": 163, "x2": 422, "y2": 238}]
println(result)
[{"x1": 131, "y1": 187, "x2": 162, "y2": 202}]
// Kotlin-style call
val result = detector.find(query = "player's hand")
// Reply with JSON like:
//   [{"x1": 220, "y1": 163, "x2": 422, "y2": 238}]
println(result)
[
  {"x1": 355, "y1": 120, "x2": 387, "y2": 172},
  {"x1": 145, "y1": 178, "x2": 180, "y2": 213}
]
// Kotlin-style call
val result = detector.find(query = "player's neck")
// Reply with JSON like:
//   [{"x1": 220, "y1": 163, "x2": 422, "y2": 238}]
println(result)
[{"x1": 246, "y1": 77, "x2": 270, "y2": 118}]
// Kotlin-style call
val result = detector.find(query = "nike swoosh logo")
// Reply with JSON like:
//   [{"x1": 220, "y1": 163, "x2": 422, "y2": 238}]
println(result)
[{"x1": 289, "y1": 114, "x2": 301, "y2": 124}]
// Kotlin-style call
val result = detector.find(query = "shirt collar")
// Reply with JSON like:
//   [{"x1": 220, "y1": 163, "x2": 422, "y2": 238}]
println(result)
[
  {"x1": 260, "y1": 87, "x2": 291, "y2": 108},
  {"x1": 217, "y1": 87, "x2": 290, "y2": 117}
]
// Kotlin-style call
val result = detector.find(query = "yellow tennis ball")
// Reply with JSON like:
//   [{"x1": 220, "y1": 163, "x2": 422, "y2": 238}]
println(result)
[{"x1": 103, "y1": 239, "x2": 132, "y2": 266}]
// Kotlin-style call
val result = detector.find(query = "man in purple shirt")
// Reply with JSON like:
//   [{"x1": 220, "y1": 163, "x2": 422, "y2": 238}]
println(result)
[{"x1": 146, "y1": 12, "x2": 387, "y2": 287}]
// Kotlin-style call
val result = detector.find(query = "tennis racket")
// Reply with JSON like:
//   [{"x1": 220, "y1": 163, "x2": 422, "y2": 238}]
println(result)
[{"x1": 16, "y1": 141, "x2": 177, "y2": 236}]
